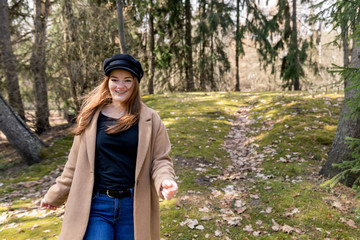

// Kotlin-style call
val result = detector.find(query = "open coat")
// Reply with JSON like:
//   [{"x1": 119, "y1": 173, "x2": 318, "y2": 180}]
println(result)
[{"x1": 44, "y1": 103, "x2": 176, "y2": 240}]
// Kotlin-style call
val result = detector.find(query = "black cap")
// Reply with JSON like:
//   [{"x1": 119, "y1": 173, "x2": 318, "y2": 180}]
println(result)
[{"x1": 103, "y1": 53, "x2": 144, "y2": 82}]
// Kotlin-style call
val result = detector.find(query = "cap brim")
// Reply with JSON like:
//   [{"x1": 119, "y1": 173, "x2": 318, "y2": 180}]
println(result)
[{"x1": 105, "y1": 66, "x2": 139, "y2": 80}]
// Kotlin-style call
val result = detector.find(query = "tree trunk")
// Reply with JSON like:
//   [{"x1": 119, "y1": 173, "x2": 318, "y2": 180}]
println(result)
[
  {"x1": 292, "y1": 0, "x2": 300, "y2": 91},
  {"x1": 63, "y1": 0, "x2": 81, "y2": 112},
  {"x1": 319, "y1": 40, "x2": 360, "y2": 186},
  {"x1": 147, "y1": 0, "x2": 155, "y2": 94},
  {"x1": 30, "y1": 0, "x2": 50, "y2": 134},
  {"x1": 235, "y1": 0, "x2": 240, "y2": 92},
  {"x1": 185, "y1": 0, "x2": 195, "y2": 92},
  {"x1": 0, "y1": 0, "x2": 25, "y2": 120},
  {"x1": 199, "y1": 0, "x2": 207, "y2": 91},
  {"x1": 209, "y1": 34, "x2": 216, "y2": 91},
  {"x1": 116, "y1": 0, "x2": 127, "y2": 53},
  {"x1": 0, "y1": 93, "x2": 45, "y2": 165},
  {"x1": 343, "y1": 30, "x2": 349, "y2": 68}
]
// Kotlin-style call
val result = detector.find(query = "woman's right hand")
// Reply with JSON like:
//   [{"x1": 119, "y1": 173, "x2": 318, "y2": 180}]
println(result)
[{"x1": 40, "y1": 198, "x2": 57, "y2": 210}]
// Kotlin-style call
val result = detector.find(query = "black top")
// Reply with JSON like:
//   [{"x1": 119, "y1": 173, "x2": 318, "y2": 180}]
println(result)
[{"x1": 94, "y1": 112, "x2": 139, "y2": 191}]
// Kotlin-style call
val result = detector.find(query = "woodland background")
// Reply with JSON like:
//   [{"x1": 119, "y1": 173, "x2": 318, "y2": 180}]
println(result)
[{"x1": 1, "y1": 0, "x2": 360, "y2": 238}]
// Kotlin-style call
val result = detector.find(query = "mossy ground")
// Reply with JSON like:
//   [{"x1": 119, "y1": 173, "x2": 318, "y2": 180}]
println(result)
[{"x1": 0, "y1": 92, "x2": 359, "y2": 239}]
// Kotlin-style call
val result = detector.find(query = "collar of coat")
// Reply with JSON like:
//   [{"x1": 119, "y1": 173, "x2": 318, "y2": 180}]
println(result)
[{"x1": 84, "y1": 102, "x2": 152, "y2": 181}]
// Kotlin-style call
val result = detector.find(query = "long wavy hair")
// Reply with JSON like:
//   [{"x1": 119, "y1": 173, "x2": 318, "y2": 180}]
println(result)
[{"x1": 72, "y1": 75, "x2": 141, "y2": 135}]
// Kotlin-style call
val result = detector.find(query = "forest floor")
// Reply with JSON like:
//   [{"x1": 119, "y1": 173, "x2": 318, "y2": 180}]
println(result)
[{"x1": 0, "y1": 92, "x2": 360, "y2": 239}]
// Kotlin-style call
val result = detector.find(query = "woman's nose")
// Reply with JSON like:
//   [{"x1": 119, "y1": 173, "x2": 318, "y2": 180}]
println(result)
[{"x1": 116, "y1": 80, "x2": 126, "y2": 87}]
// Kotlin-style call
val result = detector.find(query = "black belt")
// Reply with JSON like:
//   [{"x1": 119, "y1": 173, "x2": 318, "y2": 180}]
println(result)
[{"x1": 98, "y1": 189, "x2": 131, "y2": 199}]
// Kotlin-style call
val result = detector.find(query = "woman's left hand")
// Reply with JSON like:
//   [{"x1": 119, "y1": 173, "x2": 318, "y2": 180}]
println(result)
[{"x1": 161, "y1": 179, "x2": 178, "y2": 200}]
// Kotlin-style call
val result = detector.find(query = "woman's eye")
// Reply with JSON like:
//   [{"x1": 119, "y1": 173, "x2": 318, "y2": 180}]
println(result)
[{"x1": 110, "y1": 79, "x2": 118, "y2": 82}]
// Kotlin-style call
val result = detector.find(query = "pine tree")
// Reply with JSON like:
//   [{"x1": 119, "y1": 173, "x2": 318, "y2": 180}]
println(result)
[
  {"x1": 0, "y1": 0, "x2": 25, "y2": 120},
  {"x1": 315, "y1": 0, "x2": 360, "y2": 186},
  {"x1": 185, "y1": 0, "x2": 195, "y2": 91},
  {"x1": 195, "y1": 0, "x2": 233, "y2": 91},
  {"x1": 30, "y1": 0, "x2": 51, "y2": 133},
  {"x1": 247, "y1": 0, "x2": 315, "y2": 91}
]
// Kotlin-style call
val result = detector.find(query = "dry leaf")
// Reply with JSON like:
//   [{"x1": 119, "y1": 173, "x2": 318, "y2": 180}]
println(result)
[
  {"x1": 234, "y1": 199, "x2": 246, "y2": 208},
  {"x1": 236, "y1": 207, "x2": 247, "y2": 214},
  {"x1": 284, "y1": 208, "x2": 300, "y2": 217},
  {"x1": 250, "y1": 194, "x2": 259, "y2": 199},
  {"x1": 271, "y1": 219, "x2": 281, "y2": 231},
  {"x1": 340, "y1": 217, "x2": 357, "y2": 229},
  {"x1": 195, "y1": 225, "x2": 204, "y2": 230},
  {"x1": 180, "y1": 219, "x2": 198, "y2": 229},
  {"x1": 243, "y1": 224, "x2": 253, "y2": 232},
  {"x1": 281, "y1": 225, "x2": 294, "y2": 233},
  {"x1": 265, "y1": 207, "x2": 272, "y2": 214},
  {"x1": 214, "y1": 230, "x2": 222, "y2": 236},
  {"x1": 31, "y1": 224, "x2": 40, "y2": 230},
  {"x1": 201, "y1": 216, "x2": 212, "y2": 221},
  {"x1": 199, "y1": 207, "x2": 210, "y2": 213}
]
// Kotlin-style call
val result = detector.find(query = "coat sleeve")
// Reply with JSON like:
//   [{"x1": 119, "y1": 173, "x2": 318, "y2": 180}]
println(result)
[
  {"x1": 151, "y1": 119, "x2": 176, "y2": 198},
  {"x1": 44, "y1": 135, "x2": 81, "y2": 207}
]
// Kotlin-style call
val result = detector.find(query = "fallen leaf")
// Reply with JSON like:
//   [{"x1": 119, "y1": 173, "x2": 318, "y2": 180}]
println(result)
[
  {"x1": 195, "y1": 225, "x2": 204, "y2": 230},
  {"x1": 201, "y1": 216, "x2": 212, "y2": 221},
  {"x1": 284, "y1": 208, "x2": 300, "y2": 217},
  {"x1": 180, "y1": 219, "x2": 198, "y2": 229},
  {"x1": 340, "y1": 217, "x2": 357, "y2": 229},
  {"x1": 243, "y1": 224, "x2": 253, "y2": 232},
  {"x1": 271, "y1": 219, "x2": 281, "y2": 231},
  {"x1": 214, "y1": 230, "x2": 222, "y2": 236},
  {"x1": 236, "y1": 207, "x2": 247, "y2": 214},
  {"x1": 265, "y1": 207, "x2": 272, "y2": 214},
  {"x1": 31, "y1": 224, "x2": 40, "y2": 230},
  {"x1": 199, "y1": 207, "x2": 210, "y2": 213},
  {"x1": 281, "y1": 225, "x2": 294, "y2": 233},
  {"x1": 250, "y1": 194, "x2": 259, "y2": 199},
  {"x1": 234, "y1": 199, "x2": 246, "y2": 208}
]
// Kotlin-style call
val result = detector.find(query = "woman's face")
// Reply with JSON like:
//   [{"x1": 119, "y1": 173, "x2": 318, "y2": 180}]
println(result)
[{"x1": 108, "y1": 69, "x2": 134, "y2": 106}]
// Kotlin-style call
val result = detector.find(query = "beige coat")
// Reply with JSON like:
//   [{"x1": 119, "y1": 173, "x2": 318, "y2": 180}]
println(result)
[{"x1": 44, "y1": 103, "x2": 176, "y2": 240}]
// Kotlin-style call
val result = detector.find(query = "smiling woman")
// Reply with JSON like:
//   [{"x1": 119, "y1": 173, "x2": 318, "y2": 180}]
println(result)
[{"x1": 40, "y1": 53, "x2": 178, "y2": 240}]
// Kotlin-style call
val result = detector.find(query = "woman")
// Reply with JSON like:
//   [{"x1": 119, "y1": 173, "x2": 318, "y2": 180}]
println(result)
[{"x1": 40, "y1": 53, "x2": 178, "y2": 240}]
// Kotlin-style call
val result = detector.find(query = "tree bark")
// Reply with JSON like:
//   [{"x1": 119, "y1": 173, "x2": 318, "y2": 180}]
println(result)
[
  {"x1": 116, "y1": 0, "x2": 127, "y2": 53},
  {"x1": 199, "y1": 0, "x2": 207, "y2": 91},
  {"x1": 63, "y1": 0, "x2": 81, "y2": 112},
  {"x1": 185, "y1": 0, "x2": 195, "y2": 92},
  {"x1": 0, "y1": 0, "x2": 25, "y2": 120},
  {"x1": 147, "y1": 0, "x2": 155, "y2": 94},
  {"x1": 292, "y1": 0, "x2": 300, "y2": 91},
  {"x1": 235, "y1": 0, "x2": 240, "y2": 92},
  {"x1": 209, "y1": 34, "x2": 216, "y2": 91},
  {"x1": 343, "y1": 30, "x2": 349, "y2": 68},
  {"x1": 30, "y1": 0, "x2": 50, "y2": 134},
  {"x1": 319, "y1": 40, "x2": 360, "y2": 186},
  {"x1": 0, "y1": 93, "x2": 45, "y2": 165}
]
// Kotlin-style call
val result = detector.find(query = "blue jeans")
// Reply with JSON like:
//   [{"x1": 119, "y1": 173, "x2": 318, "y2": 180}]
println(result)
[{"x1": 83, "y1": 191, "x2": 134, "y2": 240}]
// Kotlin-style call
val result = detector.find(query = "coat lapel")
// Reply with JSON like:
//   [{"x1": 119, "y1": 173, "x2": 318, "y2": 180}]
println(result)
[
  {"x1": 85, "y1": 110, "x2": 100, "y2": 173},
  {"x1": 135, "y1": 103, "x2": 152, "y2": 180}
]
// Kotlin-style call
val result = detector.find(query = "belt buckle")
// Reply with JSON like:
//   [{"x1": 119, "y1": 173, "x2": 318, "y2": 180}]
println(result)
[{"x1": 106, "y1": 190, "x2": 114, "y2": 198}]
